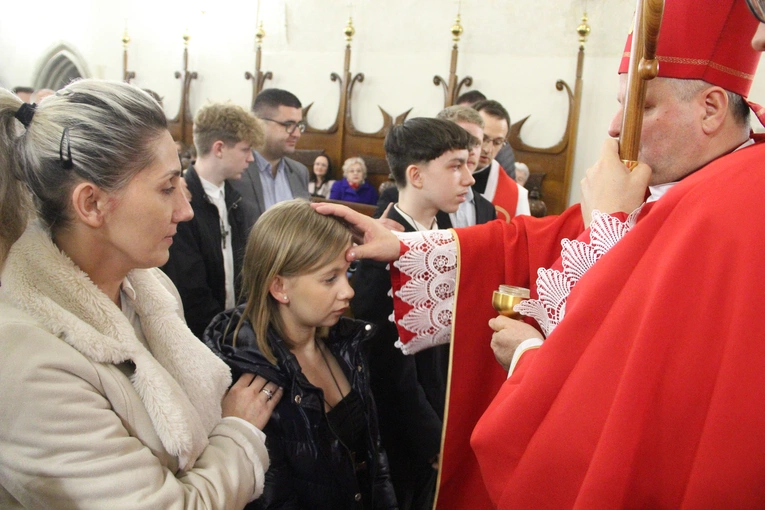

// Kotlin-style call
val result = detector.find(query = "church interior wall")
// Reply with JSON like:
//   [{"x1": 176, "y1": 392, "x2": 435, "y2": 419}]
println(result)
[{"x1": 2, "y1": 0, "x2": 764, "y2": 207}]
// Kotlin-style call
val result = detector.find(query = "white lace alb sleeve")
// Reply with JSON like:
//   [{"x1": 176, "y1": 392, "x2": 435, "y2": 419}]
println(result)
[
  {"x1": 393, "y1": 230, "x2": 457, "y2": 355},
  {"x1": 514, "y1": 207, "x2": 642, "y2": 337}
]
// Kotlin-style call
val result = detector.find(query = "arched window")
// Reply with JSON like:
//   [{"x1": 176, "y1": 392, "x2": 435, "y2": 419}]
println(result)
[{"x1": 34, "y1": 44, "x2": 89, "y2": 90}]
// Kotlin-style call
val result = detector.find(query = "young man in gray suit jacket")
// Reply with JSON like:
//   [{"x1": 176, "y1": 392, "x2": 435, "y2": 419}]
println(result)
[{"x1": 230, "y1": 88, "x2": 310, "y2": 228}]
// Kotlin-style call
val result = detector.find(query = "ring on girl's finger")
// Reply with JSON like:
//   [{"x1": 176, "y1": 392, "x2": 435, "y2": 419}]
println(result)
[{"x1": 261, "y1": 388, "x2": 274, "y2": 400}]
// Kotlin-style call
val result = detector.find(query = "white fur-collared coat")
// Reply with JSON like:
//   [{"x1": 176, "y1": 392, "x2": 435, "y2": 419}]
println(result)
[{"x1": 0, "y1": 222, "x2": 269, "y2": 509}]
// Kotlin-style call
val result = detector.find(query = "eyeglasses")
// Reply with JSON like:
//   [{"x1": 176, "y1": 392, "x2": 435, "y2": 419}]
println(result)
[
  {"x1": 261, "y1": 117, "x2": 306, "y2": 135},
  {"x1": 747, "y1": 0, "x2": 765, "y2": 23},
  {"x1": 482, "y1": 136, "x2": 506, "y2": 149}
]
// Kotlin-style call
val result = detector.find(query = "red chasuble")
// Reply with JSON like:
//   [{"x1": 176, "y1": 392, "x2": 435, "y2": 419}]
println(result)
[
  {"x1": 391, "y1": 205, "x2": 585, "y2": 509},
  {"x1": 470, "y1": 140, "x2": 765, "y2": 508}
]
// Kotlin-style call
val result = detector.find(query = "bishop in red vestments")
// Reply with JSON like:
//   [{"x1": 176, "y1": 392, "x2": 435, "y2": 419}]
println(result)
[
  {"x1": 315, "y1": 1, "x2": 765, "y2": 507},
  {"x1": 451, "y1": 0, "x2": 765, "y2": 507}
]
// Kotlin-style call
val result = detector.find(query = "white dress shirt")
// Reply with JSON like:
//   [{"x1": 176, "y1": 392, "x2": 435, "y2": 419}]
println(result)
[{"x1": 200, "y1": 176, "x2": 236, "y2": 309}]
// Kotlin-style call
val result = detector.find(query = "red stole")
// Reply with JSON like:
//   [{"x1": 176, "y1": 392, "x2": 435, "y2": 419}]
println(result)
[{"x1": 487, "y1": 162, "x2": 520, "y2": 222}]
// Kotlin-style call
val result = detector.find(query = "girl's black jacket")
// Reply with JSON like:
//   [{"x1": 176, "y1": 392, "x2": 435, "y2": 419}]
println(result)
[{"x1": 205, "y1": 306, "x2": 398, "y2": 510}]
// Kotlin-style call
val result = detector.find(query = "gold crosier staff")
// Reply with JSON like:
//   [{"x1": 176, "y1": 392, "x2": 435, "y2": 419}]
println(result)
[{"x1": 619, "y1": 0, "x2": 665, "y2": 169}]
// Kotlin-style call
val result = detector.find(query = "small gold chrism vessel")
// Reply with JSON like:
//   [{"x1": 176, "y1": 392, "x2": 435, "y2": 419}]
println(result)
[{"x1": 492, "y1": 285, "x2": 530, "y2": 319}]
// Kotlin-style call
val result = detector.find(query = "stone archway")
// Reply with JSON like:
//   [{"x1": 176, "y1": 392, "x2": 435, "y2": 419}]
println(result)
[{"x1": 34, "y1": 44, "x2": 89, "y2": 90}]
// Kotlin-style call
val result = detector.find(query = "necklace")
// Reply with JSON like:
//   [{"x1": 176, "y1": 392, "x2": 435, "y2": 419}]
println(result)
[
  {"x1": 318, "y1": 341, "x2": 345, "y2": 410},
  {"x1": 219, "y1": 218, "x2": 230, "y2": 249},
  {"x1": 394, "y1": 205, "x2": 437, "y2": 231}
]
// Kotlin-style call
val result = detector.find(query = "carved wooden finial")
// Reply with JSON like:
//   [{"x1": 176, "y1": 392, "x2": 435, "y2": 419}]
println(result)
[
  {"x1": 577, "y1": 13, "x2": 591, "y2": 48},
  {"x1": 451, "y1": 14, "x2": 464, "y2": 44},
  {"x1": 256, "y1": 21, "x2": 266, "y2": 45},
  {"x1": 344, "y1": 17, "x2": 356, "y2": 43}
]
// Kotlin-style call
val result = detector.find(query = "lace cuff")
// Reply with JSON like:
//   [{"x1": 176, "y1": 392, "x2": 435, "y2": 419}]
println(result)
[
  {"x1": 390, "y1": 230, "x2": 457, "y2": 354},
  {"x1": 514, "y1": 208, "x2": 642, "y2": 337}
]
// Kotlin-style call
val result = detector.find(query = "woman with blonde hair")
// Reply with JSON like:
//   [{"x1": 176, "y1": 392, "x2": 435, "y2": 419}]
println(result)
[
  {"x1": 330, "y1": 156, "x2": 379, "y2": 205},
  {"x1": 205, "y1": 199, "x2": 397, "y2": 509},
  {"x1": 0, "y1": 80, "x2": 280, "y2": 508}
]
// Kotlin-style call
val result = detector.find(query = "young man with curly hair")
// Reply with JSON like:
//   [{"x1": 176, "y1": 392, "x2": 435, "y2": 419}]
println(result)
[{"x1": 162, "y1": 102, "x2": 264, "y2": 338}]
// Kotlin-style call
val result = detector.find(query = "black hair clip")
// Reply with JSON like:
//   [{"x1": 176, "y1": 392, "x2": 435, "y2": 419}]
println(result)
[
  {"x1": 59, "y1": 128, "x2": 73, "y2": 170},
  {"x1": 14, "y1": 103, "x2": 37, "y2": 129}
]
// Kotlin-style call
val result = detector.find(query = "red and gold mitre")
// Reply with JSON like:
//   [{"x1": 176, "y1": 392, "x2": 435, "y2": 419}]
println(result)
[{"x1": 619, "y1": 0, "x2": 759, "y2": 97}]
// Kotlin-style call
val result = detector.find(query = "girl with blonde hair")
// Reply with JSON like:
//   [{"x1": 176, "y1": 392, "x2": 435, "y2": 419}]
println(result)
[{"x1": 205, "y1": 199, "x2": 397, "y2": 509}]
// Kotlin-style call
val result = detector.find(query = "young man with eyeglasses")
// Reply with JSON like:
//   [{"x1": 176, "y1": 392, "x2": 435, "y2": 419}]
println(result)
[
  {"x1": 457, "y1": 90, "x2": 518, "y2": 181},
  {"x1": 230, "y1": 88, "x2": 310, "y2": 228},
  {"x1": 472, "y1": 100, "x2": 530, "y2": 221}
]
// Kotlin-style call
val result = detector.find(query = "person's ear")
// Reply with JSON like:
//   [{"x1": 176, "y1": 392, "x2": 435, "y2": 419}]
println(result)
[
  {"x1": 700, "y1": 86, "x2": 728, "y2": 135},
  {"x1": 269, "y1": 276, "x2": 290, "y2": 304},
  {"x1": 212, "y1": 140, "x2": 226, "y2": 158},
  {"x1": 70, "y1": 182, "x2": 109, "y2": 228},
  {"x1": 406, "y1": 164, "x2": 424, "y2": 190}
]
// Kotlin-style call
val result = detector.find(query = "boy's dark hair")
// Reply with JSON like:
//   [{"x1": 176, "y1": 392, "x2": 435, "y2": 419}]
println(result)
[
  {"x1": 472, "y1": 99, "x2": 511, "y2": 126},
  {"x1": 252, "y1": 88, "x2": 302, "y2": 116},
  {"x1": 384, "y1": 117, "x2": 472, "y2": 189},
  {"x1": 455, "y1": 90, "x2": 487, "y2": 106}
]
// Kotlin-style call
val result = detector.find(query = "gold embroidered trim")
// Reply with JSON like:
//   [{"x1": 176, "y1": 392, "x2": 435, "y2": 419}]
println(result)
[{"x1": 621, "y1": 52, "x2": 754, "y2": 80}]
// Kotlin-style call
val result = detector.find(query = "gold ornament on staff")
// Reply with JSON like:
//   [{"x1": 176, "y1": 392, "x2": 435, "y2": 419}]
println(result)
[
  {"x1": 122, "y1": 26, "x2": 136, "y2": 83},
  {"x1": 300, "y1": 4, "x2": 411, "y2": 141},
  {"x1": 619, "y1": 0, "x2": 665, "y2": 169},
  {"x1": 577, "y1": 12, "x2": 591, "y2": 49},
  {"x1": 245, "y1": 19, "x2": 273, "y2": 108},
  {"x1": 344, "y1": 16, "x2": 356, "y2": 43},
  {"x1": 342, "y1": 16, "x2": 355, "y2": 87},
  {"x1": 451, "y1": 14, "x2": 463, "y2": 43},
  {"x1": 556, "y1": 9, "x2": 591, "y2": 216},
  {"x1": 168, "y1": 28, "x2": 198, "y2": 147},
  {"x1": 434, "y1": 11, "x2": 473, "y2": 107}
]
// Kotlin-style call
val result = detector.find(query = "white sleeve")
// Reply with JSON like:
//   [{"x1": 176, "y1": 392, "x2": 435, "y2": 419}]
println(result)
[
  {"x1": 507, "y1": 338, "x2": 544, "y2": 377},
  {"x1": 393, "y1": 230, "x2": 458, "y2": 355},
  {"x1": 515, "y1": 183, "x2": 531, "y2": 217},
  {"x1": 514, "y1": 207, "x2": 643, "y2": 336}
]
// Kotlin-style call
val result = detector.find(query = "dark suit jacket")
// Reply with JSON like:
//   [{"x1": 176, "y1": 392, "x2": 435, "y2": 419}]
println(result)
[
  {"x1": 229, "y1": 152, "x2": 310, "y2": 229},
  {"x1": 375, "y1": 186, "x2": 497, "y2": 226},
  {"x1": 161, "y1": 166, "x2": 248, "y2": 339},
  {"x1": 352, "y1": 207, "x2": 448, "y2": 468},
  {"x1": 436, "y1": 192, "x2": 497, "y2": 227}
]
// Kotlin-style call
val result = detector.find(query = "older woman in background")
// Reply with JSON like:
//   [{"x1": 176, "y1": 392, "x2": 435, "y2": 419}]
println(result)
[
  {"x1": 330, "y1": 156, "x2": 378, "y2": 205},
  {"x1": 0, "y1": 80, "x2": 280, "y2": 509}
]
